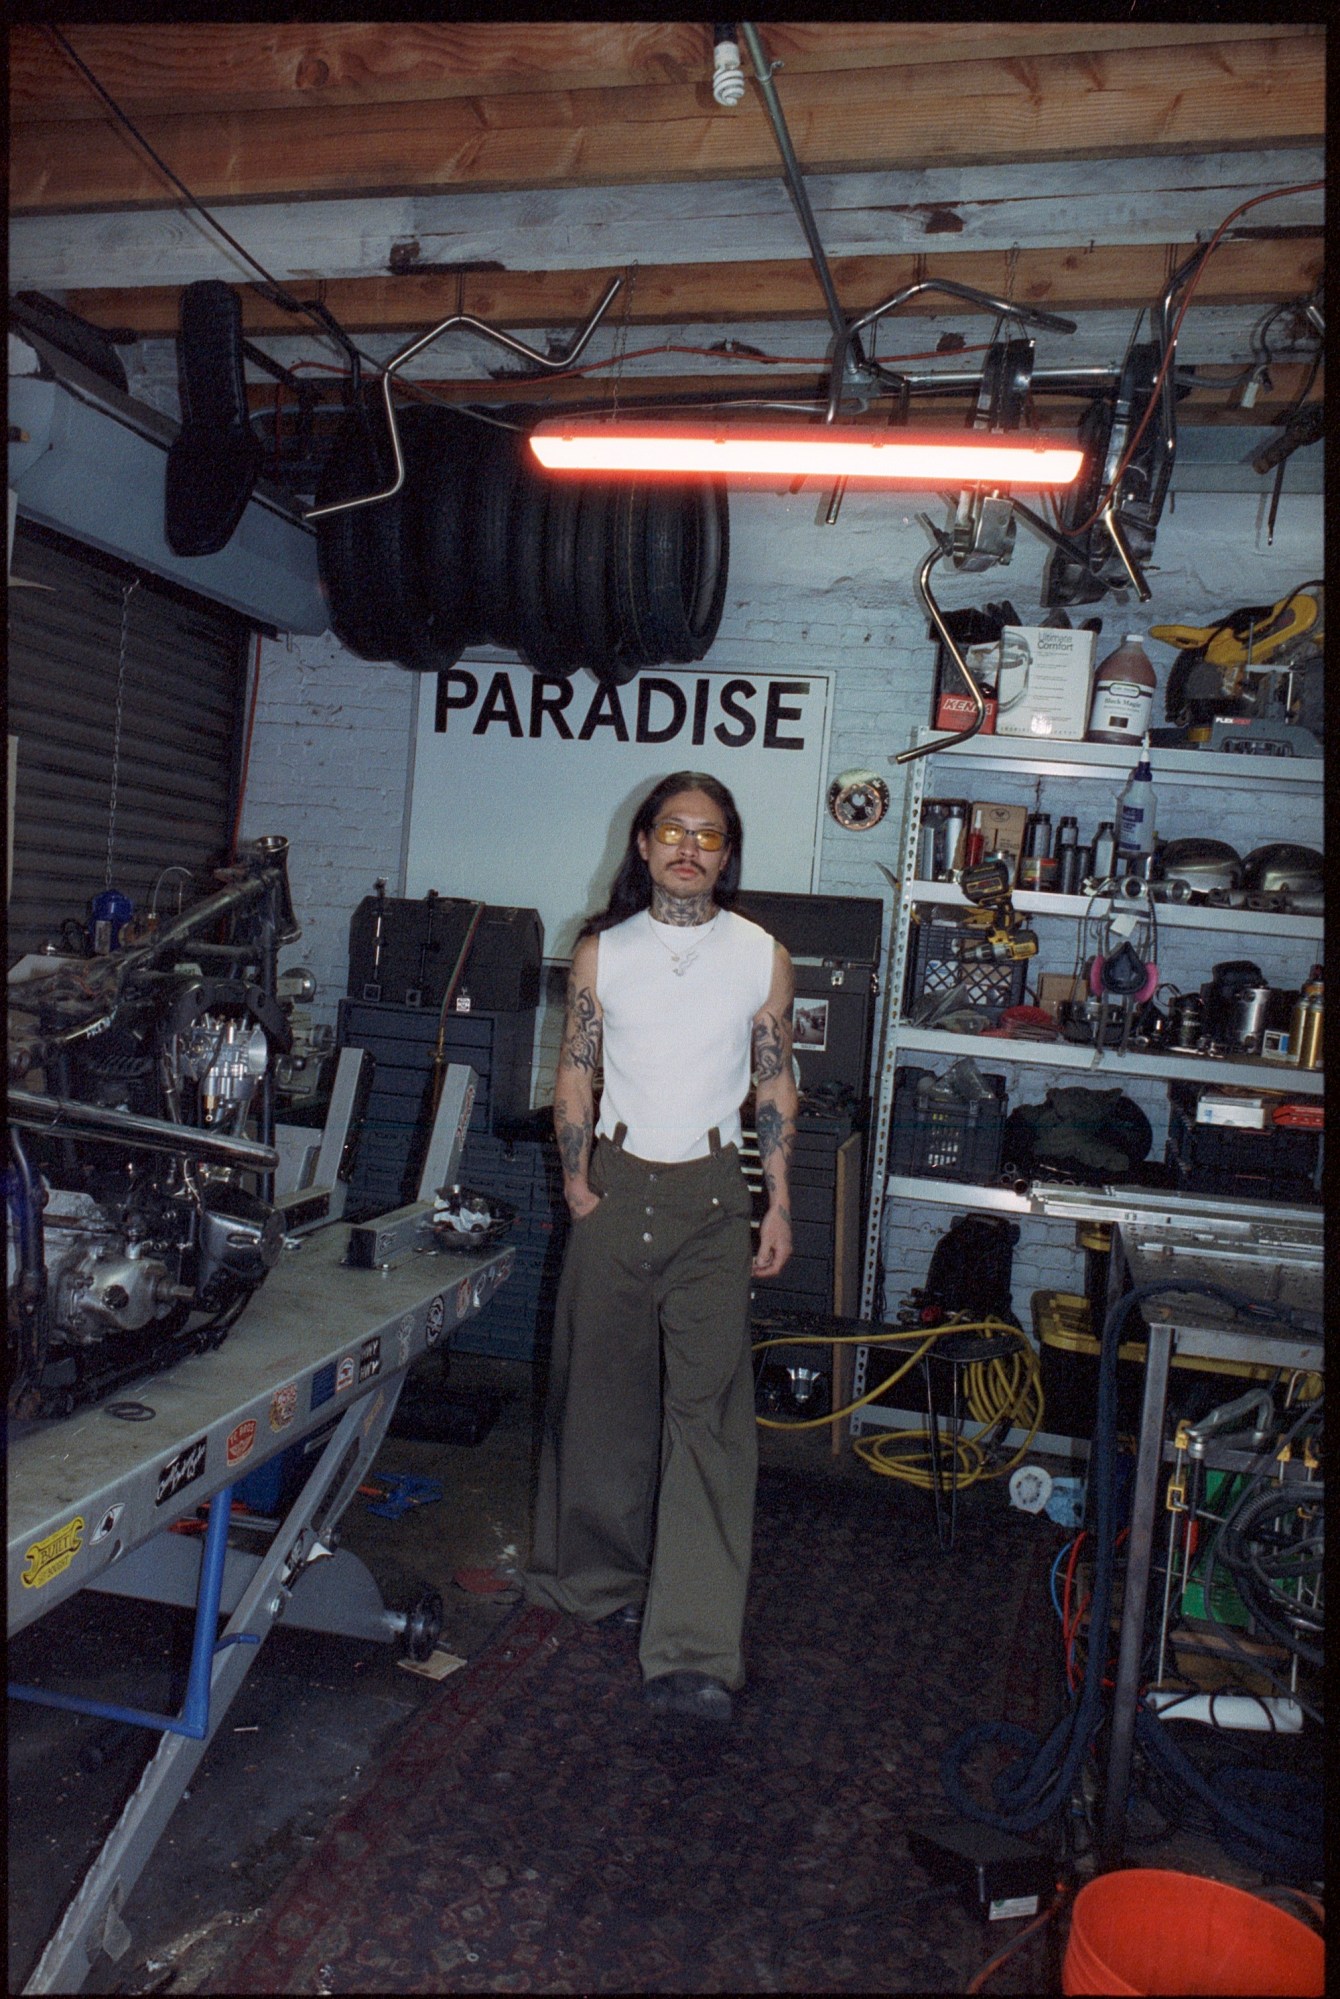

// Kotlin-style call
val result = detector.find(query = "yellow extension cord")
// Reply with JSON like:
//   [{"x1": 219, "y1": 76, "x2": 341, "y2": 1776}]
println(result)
[{"x1": 752, "y1": 1318, "x2": 1045, "y2": 1492}]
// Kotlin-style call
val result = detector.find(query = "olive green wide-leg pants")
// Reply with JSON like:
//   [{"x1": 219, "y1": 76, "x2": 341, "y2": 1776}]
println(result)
[{"x1": 525, "y1": 1136, "x2": 758, "y2": 1691}]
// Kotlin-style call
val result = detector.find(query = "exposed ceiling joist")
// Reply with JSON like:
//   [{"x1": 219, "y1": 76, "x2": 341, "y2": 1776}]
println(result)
[
  {"x1": 10, "y1": 20, "x2": 1314, "y2": 120},
  {"x1": 9, "y1": 152, "x2": 1323, "y2": 296},
  {"x1": 11, "y1": 35, "x2": 1324, "y2": 213}
]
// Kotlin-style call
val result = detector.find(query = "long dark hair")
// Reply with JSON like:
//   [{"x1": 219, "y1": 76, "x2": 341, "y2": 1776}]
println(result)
[{"x1": 579, "y1": 771, "x2": 744, "y2": 937}]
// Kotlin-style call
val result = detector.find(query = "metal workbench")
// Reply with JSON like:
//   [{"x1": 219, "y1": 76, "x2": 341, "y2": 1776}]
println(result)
[
  {"x1": 8, "y1": 1219, "x2": 515, "y2": 1992},
  {"x1": 1098, "y1": 1216, "x2": 1323, "y2": 1866}
]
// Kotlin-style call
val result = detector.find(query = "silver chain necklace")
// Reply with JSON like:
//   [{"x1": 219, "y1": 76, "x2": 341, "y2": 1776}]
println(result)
[{"x1": 648, "y1": 910, "x2": 719, "y2": 977}]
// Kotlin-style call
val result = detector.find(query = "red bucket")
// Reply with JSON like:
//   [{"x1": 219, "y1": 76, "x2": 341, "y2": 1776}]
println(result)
[{"x1": 1063, "y1": 1868, "x2": 1323, "y2": 1997}]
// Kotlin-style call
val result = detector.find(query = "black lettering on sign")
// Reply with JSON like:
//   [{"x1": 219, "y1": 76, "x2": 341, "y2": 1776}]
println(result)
[
  {"x1": 530, "y1": 678, "x2": 575, "y2": 740},
  {"x1": 577, "y1": 684, "x2": 629, "y2": 742},
  {"x1": 474, "y1": 671, "x2": 524, "y2": 736},
  {"x1": 434, "y1": 669, "x2": 478, "y2": 732},
  {"x1": 714, "y1": 678, "x2": 757, "y2": 747},
  {"x1": 691, "y1": 678, "x2": 710, "y2": 746},
  {"x1": 764, "y1": 680, "x2": 809, "y2": 750},
  {"x1": 636, "y1": 678, "x2": 687, "y2": 745}
]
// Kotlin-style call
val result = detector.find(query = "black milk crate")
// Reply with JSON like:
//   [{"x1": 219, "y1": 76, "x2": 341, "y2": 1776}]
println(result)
[
  {"x1": 1166, "y1": 1089, "x2": 1321, "y2": 1204},
  {"x1": 888, "y1": 1065, "x2": 1009, "y2": 1183},
  {"x1": 902, "y1": 911, "x2": 1027, "y2": 1019}
]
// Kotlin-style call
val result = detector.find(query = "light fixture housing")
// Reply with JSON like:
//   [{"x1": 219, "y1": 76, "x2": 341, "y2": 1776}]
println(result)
[{"x1": 529, "y1": 419, "x2": 1084, "y2": 487}]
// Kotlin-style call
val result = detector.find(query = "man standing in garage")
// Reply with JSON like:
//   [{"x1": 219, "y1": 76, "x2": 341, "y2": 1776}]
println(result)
[{"x1": 525, "y1": 770, "x2": 796, "y2": 1722}]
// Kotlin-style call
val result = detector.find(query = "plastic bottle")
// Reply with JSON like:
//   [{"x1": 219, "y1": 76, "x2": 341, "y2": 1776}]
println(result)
[
  {"x1": 1091, "y1": 821, "x2": 1117, "y2": 880},
  {"x1": 1116, "y1": 749, "x2": 1157, "y2": 874},
  {"x1": 1088, "y1": 633, "x2": 1157, "y2": 743},
  {"x1": 1056, "y1": 816, "x2": 1081, "y2": 895}
]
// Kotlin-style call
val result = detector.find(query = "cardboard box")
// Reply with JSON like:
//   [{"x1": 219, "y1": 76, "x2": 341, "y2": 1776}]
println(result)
[
  {"x1": 1036, "y1": 972, "x2": 1088, "y2": 1020},
  {"x1": 935, "y1": 688, "x2": 998, "y2": 734},
  {"x1": 969, "y1": 801, "x2": 1028, "y2": 881},
  {"x1": 996, "y1": 626, "x2": 1096, "y2": 741}
]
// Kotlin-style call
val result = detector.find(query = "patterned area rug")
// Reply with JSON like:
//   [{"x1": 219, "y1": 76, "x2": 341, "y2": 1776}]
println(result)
[{"x1": 222, "y1": 1465, "x2": 1061, "y2": 1994}]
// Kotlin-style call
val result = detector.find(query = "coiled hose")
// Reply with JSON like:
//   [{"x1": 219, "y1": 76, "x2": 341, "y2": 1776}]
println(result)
[{"x1": 752, "y1": 1317, "x2": 1043, "y2": 1488}]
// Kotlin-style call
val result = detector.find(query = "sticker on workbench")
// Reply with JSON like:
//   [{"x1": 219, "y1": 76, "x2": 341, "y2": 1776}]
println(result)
[
  {"x1": 362, "y1": 1388, "x2": 386, "y2": 1437},
  {"x1": 226, "y1": 1418, "x2": 258, "y2": 1465},
  {"x1": 309, "y1": 1363, "x2": 337, "y2": 1412},
  {"x1": 156, "y1": 1437, "x2": 208, "y2": 1507},
  {"x1": 91, "y1": 1503, "x2": 124, "y2": 1545},
  {"x1": 335, "y1": 1355, "x2": 357, "y2": 1393},
  {"x1": 455, "y1": 1276, "x2": 473, "y2": 1318},
  {"x1": 498, "y1": 1247, "x2": 516, "y2": 1282},
  {"x1": 358, "y1": 1335, "x2": 382, "y2": 1383},
  {"x1": 22, "y1": 1515, "x2": 85, "y2": 1588},
  {"x1": 425, "y1": 1294, "x2": 446, "y2": 1347},
  {"x1": 269, "y1": 1384, "x2": 299, "y2": 1432},
  {"x1": 397, "y1": 1323, "x2": 413, "y2": 1367}
]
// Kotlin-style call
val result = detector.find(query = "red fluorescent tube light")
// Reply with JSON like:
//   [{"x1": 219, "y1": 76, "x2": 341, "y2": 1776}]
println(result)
[{"x1": 529, "y1": 419, "x2": 1084, "y2": 487}]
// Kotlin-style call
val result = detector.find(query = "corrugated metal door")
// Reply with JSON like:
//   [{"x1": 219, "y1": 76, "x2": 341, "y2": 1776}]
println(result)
[{"x1": 7, "y1": 520, "x2": 250, "y2": 962}]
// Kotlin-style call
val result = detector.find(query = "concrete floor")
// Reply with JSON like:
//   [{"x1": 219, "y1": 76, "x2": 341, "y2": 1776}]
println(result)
[{"x1": 7, "y1": 1344, "x2": 1315, "y2": 1994}]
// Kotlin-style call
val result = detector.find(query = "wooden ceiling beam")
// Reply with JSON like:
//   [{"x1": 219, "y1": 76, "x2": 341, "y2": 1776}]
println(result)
[
  {"x1": 240, "y1": 365, "x2": 1321, "y2": 427},
  {"x1": 11, "y1": 21, "x2": 1315, "y2": 122},
  {"x1": 11, "y1": 36, "x2": 1324, "y2": 213},
  {"x1": 64, "y1": 238, "x2": 1325, "y2": 341}
]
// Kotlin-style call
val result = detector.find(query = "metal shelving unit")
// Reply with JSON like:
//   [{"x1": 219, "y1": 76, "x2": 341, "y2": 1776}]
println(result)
[{"x1": 858, "y1": 729, "x2": 1325, "y2": 1321}]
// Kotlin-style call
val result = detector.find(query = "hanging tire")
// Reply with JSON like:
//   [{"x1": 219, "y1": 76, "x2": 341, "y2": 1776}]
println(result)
[
  {"x1": 316, "y1": 400, "x2": 467, "y2": 672},
  {"x1": 637, "y1": 478, "x2": 728, "y2": 665},
  {"x1": 539, "y1": 477, "x2": 587, "y2": 671},
  {"x1": 607, "y1": 481, "x2": 663, "y2": 684},
  {"x1": 510, "y1": 455, "x2": 579, "y2": 676},
  {"x1": 412, "y1": 405, "x2": 491, "y2": 649},
  {"x1": 469, "y1": 422, "x2": 528, "y2": 650},
  {"x1": 572, "y1": 481, "x2": 635, "y2": 684}
]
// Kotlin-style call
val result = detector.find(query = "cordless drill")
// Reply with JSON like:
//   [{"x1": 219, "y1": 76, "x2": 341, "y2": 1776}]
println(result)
[{"x1": 956, "y1": 858, "x2": 1038, "y2": 965}]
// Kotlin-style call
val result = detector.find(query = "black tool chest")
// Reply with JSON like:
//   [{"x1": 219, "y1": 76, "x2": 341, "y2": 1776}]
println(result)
[
  {"x1": 731, "y1": 889, "x2": 883, "y2": 1114},
  {"x1": 742, "y1": 1115, "x2": 861, "y2": 1319},
  {"x1": 337, "y1": 1000, "x2": 537, "y2": 1214}
]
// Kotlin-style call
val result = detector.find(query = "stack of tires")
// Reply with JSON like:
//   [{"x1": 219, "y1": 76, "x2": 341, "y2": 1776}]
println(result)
[{"x1": 315, "y1": 401, "x2": 729, "y2": 683}]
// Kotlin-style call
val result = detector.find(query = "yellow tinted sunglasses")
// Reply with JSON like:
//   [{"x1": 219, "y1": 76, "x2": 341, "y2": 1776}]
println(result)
[{"x1": 651, "y1": 820, "x2": 727, "y2": 853}]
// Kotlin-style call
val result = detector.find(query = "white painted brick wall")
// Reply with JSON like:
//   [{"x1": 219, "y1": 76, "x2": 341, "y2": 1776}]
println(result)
[{"x1": 239, "y1": 484, "x2": 1321, "y2": 1289}]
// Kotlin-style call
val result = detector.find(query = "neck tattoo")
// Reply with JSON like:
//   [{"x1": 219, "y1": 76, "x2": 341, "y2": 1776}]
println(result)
[
  {"x1": 648, "y1": 905, "x2": 720, "y2": 976},
  {"x1": 650, "y1": 887, "x2": 716, "y2": 928}
]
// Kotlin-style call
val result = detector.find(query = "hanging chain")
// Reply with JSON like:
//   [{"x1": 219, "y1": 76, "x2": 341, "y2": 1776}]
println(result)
[
  {"x1": 105, "y1": 576, "x2": 139, "y2": 887},
  {"x1": 610, "y1": 261, "x2": 639, "y2": 420}
]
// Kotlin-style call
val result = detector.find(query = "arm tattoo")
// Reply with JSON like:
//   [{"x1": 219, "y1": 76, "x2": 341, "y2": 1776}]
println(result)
[
  {"x1": 754, "y1": 1099, "x2": 795, "y2": 1201},
  {"x1": 751, "y1": 1009, "x2": 787, "y2": 1085},
  {"x1": 556, "y1": 1108, "x2": 593, "y2": 1180},
  {"x1": 560, "y1": 977, "x2": 602, "y2": 1074}
]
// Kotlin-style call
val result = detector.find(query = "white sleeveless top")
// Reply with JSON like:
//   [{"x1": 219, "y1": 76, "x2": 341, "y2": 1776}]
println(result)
[{"x1": 594, "y1": 907, "x2": 776, "y2": 1162}]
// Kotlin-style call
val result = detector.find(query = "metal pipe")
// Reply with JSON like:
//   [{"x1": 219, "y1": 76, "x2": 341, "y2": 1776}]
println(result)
[
  {"x1": 8, "y1": 1091, "x2": 280, "y2": 1172},
  {"x1": 895, "y1": 527, "x2": 987, "y2": 764},
  {"x1": 827, "y1": 279, "x2": 1078, "y2": 422},
  {"x1": 305, "y1": 276, "x2": 624, "y2": 520},
  {"x1": 1100, "y1": 496, "x2": 1153, "y2": 601},
  {"x1": 738, "y1": 22, "x2": 850, "y2": 349}
]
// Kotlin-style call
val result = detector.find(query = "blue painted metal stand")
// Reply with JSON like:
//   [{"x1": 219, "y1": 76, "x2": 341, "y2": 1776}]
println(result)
[{"x1": 8, "y1": 1485, "x2": 257, "y2": 1740}]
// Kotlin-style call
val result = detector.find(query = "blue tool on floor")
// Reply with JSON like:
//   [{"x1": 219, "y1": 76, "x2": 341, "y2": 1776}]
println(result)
[{"x1": 361, "y1": 1473, "x2": 444, "y2": 1520}]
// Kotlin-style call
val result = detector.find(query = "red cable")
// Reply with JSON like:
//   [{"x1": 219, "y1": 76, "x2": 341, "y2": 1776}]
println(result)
[
  {"x1": 965, "y1": 1882, "x2": 1071, "y2": 1993},
  {"x1": 1067, "y1": 175, "x2": 1323, "y2": 534}
]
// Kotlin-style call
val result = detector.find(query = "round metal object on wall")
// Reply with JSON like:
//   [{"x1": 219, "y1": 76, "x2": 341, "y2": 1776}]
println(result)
[{"x1": 828, "y1": 770, "x2": 890, "y2": 830}]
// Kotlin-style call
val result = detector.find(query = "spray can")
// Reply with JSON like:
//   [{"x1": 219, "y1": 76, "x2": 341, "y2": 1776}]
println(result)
[
  {"x1": 1116, "y1": 749, "x2": 1158, "y2": 875},
  {"x1": 1018, "y1": 812, "x2": 1055, "y2": 892},
  {"x1": 1088, "y1": 634, "x2": 1157, "y2": 744},
  {"x1": 1056, "y1": 816, "x2": 1081, "y2": 895},
  {"x1": 1290, "y1": 977, "x2": 1323, "y2": 1070},
  {"x1": 939, "y1": 801, "x2": 967, "y2": 879}
]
